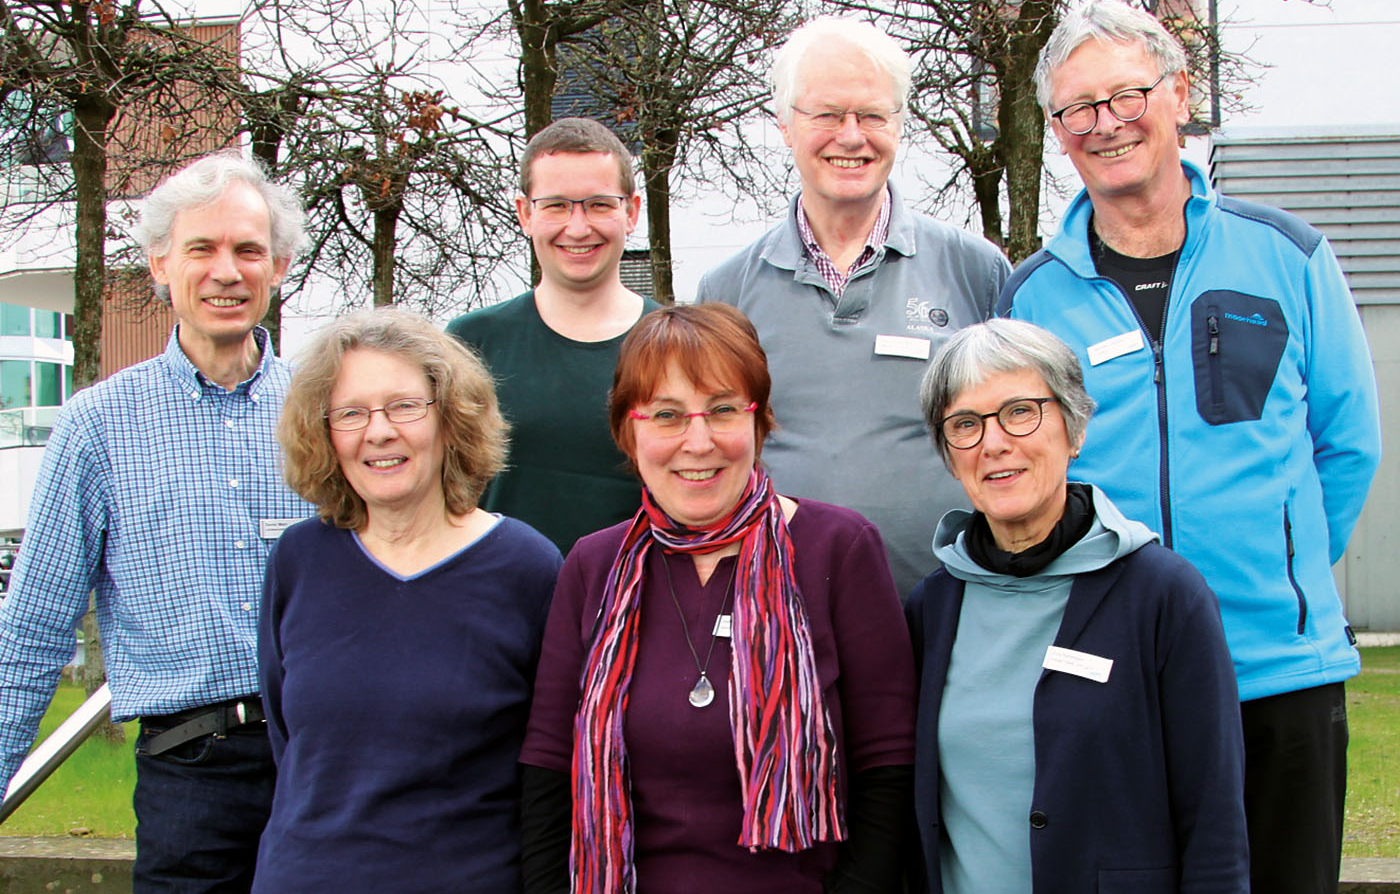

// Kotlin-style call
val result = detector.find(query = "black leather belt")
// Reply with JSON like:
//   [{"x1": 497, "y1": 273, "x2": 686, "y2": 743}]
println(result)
[{"x1": 142, "y1": 697, "x2": 266, "y2": 756}]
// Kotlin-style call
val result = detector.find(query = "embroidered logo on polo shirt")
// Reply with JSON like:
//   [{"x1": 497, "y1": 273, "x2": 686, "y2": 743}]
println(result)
[{"x1": 904, "y1": 297, "x2": 950, "y2": 332}]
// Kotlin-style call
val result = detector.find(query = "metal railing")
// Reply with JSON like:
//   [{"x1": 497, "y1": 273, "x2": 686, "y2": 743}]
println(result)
[{"x1": 0, "y1": 683, "x2": 111, "y2": 823}]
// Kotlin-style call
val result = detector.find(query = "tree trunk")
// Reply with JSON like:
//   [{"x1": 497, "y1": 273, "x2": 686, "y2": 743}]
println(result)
[
  {"x1": 250, "y1": 100, "x2": 295, "y2": 354},
  {"x1": 69, "y1": 97, "x2": 114, "y2": 390},
  {"x1": 372, "y1": 203, "x2": 402, "y2": 306},
  {"x1": 999, "y1": 0, "x2": 1057, "y2": 264},
  {"x1": 641, "y1": 134, "x2": 677, "y2": 305},
  {"x1": 69, "y1": 95, "x2": 125, "y2": 741},
  {"x1": 968, "y1": 146, "x2": 1006, "y2": 251},
  {"x1": 515, "y1": 0, "x2": 558, "y2": 141},
  {"x1": 81, "y1": 595, "x2": 123, "y2": 742}
]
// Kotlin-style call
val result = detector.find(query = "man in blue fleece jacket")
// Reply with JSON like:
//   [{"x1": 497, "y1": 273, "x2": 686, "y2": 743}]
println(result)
[{"x1": 998, "y1": 3, "x2": 1381, "y2": 892}]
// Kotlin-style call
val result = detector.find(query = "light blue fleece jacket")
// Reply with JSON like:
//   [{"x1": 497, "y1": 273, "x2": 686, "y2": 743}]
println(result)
[{"x1": 998, "y1": 160, "x2": 1381, "y2": 701}]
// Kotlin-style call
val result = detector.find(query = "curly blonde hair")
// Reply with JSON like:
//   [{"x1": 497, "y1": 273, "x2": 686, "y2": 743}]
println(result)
[{"x1": 279, "y1": 307, "x2": 507, "y2": 529}]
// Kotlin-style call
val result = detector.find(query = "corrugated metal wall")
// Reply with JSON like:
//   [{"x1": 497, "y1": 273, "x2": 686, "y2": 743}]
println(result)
[
  {"x1": 100, "y1": 280, "x2": 174, "y2": 380},
  {"x1": 1210, "y1": 129, "x2": 1400, "y2": 630}
]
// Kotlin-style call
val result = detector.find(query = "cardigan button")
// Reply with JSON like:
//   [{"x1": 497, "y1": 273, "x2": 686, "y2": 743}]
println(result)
[{"x1": 1029, "y1": 810, "x2": 1049, "y2": 829}]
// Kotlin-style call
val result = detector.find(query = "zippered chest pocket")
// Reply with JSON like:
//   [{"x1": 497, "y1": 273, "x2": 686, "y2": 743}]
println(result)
[{"x1": 1190, "y1": 290, "x2": 1288, "y2": 425}]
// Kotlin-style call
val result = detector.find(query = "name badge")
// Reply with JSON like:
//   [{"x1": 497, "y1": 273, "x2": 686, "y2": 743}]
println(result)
[
  {"x1": 1042, "y1": 645, "x2": 1113, "y2": 683},
  {"x1": 259, "y1": 518, "x2": 301, "y2": 540},
  {"x1": 713, "y1": 614, "x2": 732, "y2": 638},
  {"x1": 1087, "y1": 330, "x2": 1145, "y2": 366},
  {"x1": 874, "y1": 334, "x2": 931, "y2": 360}
]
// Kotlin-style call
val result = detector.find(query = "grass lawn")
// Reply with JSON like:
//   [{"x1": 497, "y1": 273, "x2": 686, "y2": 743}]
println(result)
[
  {"x1": 2, "y1": 648, "x2": 1398, "y2": 854},
  {"x1": 1344, "y1": 645, "x2": 1400, "y2": 857},
  {"x1": 0, "y1": 683, "x2": 139, "y2": 838}
]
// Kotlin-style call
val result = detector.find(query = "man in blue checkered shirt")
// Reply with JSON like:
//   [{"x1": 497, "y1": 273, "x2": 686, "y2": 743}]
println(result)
[{"x1": 0, "y1": 153, "x2": 313, "y2": 892}]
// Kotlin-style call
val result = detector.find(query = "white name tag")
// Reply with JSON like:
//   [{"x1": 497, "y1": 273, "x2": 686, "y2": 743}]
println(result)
[
  {"x1": 1087, "y1": 329, "x2": 1145, "y2": 366},
  {"x1": 713, "y1": 614, "x2": 732, "y2": 638},
  {"x1": 259, "y1": 518, "x2": 301, "y2": 540},
  {"x1": 1042, "y1": 645, "x2": 1114, "y2": 683},
  {"x1": 874, "y1": 334, "x2": 932, "y2": 360}
]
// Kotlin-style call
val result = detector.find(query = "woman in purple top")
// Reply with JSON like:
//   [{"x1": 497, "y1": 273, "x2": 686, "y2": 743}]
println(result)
[{"x1": 519, "y1": 303, "x2": 916, "y2": 894}]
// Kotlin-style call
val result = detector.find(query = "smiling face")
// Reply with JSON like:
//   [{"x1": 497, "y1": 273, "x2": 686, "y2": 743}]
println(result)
[
  {"x1": 328, "y1": 348, "x2": 445, "y2": 521},
  {"x1": 779, "y1": 43, "x2": 899, "y2": 218},
  {"x1": 631, "y1": 363, "x2": 757, "y2": 528},
  {"x1": 516, "y1": 150, "x2": 640, "y2": 296},
  {"x1": 149, "y1": 180, "x2": 289, "y2": 356},
  {"x1": 1048, "y1": 38, "x2": 1189, "y2": 207},
  {"x1": 945, "y1": 368, "x2": 1081, "y2": 552}
]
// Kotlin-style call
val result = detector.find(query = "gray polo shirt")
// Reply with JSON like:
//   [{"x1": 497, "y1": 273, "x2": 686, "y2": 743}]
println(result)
[{"x1": 697, "y1": 182, "x2": 1010, "y2": 595}]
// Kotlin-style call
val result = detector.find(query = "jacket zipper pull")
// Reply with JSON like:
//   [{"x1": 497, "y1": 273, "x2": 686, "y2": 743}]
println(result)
[
  {"x1": 1153, "y1": 342, "x2": 1163, "y2": 384},
  {"x1": 1208, "y1": 314, "x2": 1219, "y2": 355}
]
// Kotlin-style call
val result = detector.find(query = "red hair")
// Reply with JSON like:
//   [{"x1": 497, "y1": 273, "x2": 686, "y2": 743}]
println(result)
[{"x1": 609, "y1": 304, "x2": 776, "y2": 464}]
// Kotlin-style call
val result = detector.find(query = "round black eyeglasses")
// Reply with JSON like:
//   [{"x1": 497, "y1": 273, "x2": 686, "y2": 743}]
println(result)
[
  {"x1": 1050, "y1": 75, "x2": 1165, "y2": 135},
  {"x1": 938, "y1": 397, "x2": 1058, "y2": 450}
]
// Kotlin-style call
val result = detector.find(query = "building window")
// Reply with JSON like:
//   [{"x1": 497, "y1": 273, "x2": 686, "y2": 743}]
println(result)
[
  {"x1": 34, "y1": 311, "x2": 60, "y2": 339},
  {"x1": 36, "y1": 362, "x2": 62, "y2": 407},
  {"x1": 0, "y1": 360, "x2": 31, "y2": 410},
  {"x1": 1, "y1": 304, "x2": 29, "y2": 337}
]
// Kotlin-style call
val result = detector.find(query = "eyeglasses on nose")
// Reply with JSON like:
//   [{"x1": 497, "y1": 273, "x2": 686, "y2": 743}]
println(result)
[
  {"x1": 629, "y1": 402, "x2": 757, "y2": 436},
  {"x1": 527, "y1": 195, "x2": 628, "y2": 223},
  {"x1": 325, "y1": 398, "x2": 435, "y2": 431},
  {"x1": 790, "y1": 105, "x2": 900, "y2": 132},
  {"x1": 1050, "y1": 75, "x2": 1165, "y2": 135},
  {"x1": 938, "y1": 397, "x2": 1058, "y2": 450}
]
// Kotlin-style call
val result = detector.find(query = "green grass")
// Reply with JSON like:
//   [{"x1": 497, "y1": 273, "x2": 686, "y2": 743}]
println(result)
[
  {"x1": 1344, "y1": 645, "x2": 1400, "y2": 857},
  {"x1": 2, "y1": 649, "x2": 1399, "y2": 852},
  {"x1": 0, "y1": 682, "x2": 139, "y2": 838}
]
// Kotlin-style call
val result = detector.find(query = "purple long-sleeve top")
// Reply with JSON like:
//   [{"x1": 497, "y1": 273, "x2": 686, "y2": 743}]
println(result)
[{"x1": 521, "y1": 498, "x2": 916, "y2": 893}]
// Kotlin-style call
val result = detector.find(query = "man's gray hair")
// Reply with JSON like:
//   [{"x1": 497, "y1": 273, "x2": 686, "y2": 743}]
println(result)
[
  {"x1": 133, "y1": 151, "x2": 306, "y2": 262},
  {"x1": 1035, "y1": 0, "x2": 1188, "y2": 112},
  {"x1": 920, "y1": 319, "x2": 1097, "y2": 465},
  {"x1": 771, "y1": 16, "x2": 911, "y2": 127}
]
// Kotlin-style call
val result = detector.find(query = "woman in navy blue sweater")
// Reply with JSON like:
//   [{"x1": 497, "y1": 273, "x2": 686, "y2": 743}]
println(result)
[{"x1": 255, "y1": 308, "x2": 561, "y2": 893}]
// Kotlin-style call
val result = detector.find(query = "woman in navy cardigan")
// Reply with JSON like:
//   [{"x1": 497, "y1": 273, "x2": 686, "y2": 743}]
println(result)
[{"x1": 907, "y1": 319, "x2": 1248, "y2": 894}]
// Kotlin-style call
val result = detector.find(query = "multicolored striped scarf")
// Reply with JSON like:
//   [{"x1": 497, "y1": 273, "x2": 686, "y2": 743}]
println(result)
[{"x1": 570, "y1": 468, "x2": 845, "y2": 893}]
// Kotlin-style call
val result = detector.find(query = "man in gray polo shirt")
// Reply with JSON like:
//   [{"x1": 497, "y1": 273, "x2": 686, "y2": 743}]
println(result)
[{"x1": 698, "y1": 16, "x2": 1009, "y2": 594}]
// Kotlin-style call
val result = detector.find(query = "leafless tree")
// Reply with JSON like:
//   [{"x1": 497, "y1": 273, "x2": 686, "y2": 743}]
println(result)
[
  {"x1": 555, "y1": 0, "x2": 798, "y2": 303},
  {"x1": 0, "y1": 0, "x2": 240, "y2": 387},
  {"x1": 239, "y1": 0, "x2": 519, "y2": 326}
]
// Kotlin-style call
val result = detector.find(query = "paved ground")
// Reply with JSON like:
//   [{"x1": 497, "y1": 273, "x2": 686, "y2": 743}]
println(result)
[{"x1": 1, "y1": 839, "x2": 1396, "y2": 892}]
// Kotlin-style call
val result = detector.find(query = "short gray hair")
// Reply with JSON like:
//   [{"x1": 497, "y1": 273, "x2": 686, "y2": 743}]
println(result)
[
  {"x1": 920, "y1": 319, "x2": 1096, "y2": 464},
  {"x1": 1035, "y1": 0, "x2": 1188, "y2": 112},
  {"x1": 771, "y1": 16, "x2": 911, "y2": 127},
  {"x1": 133, "y1": 150, "x2": 305, "y2": 263}
]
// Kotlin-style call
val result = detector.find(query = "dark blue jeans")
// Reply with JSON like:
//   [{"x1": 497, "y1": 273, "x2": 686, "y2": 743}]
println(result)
[{"x1": 133, "y1": 721, "x2": 276, "y2": 894}]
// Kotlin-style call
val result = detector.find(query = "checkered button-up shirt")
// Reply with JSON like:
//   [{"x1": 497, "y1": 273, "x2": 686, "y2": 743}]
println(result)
[
  {"x1": 0, "y1": 327, "x2": 313, "y2": 786},
  {"x1": 796, "y1": 187, "x2": 893, "y2": 298}
]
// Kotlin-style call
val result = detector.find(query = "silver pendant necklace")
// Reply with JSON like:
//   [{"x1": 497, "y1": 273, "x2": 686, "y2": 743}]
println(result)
[{"x1": 662, "y1": 553, "x2": 736, "y2": 708}]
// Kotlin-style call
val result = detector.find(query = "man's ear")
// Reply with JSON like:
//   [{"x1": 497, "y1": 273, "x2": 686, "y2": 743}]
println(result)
[
  {"x1": 149, "y1": 252, "x2": 169, "y2": 285},
  {"x1": 270, "y1": 255, "x2": 291, "y2": 288}
]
